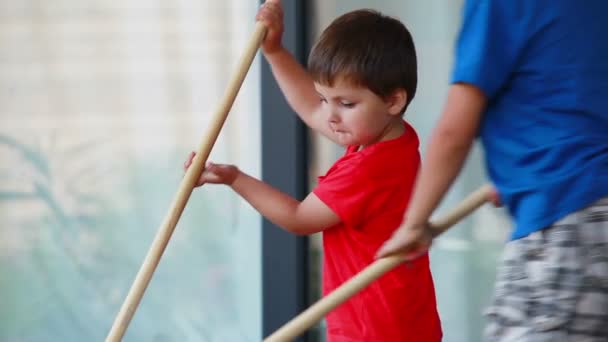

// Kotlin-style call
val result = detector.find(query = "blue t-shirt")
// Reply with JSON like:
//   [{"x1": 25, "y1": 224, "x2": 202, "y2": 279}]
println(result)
[{"x1": 452, "y1": 0, "x2": 608, "y2": 239}]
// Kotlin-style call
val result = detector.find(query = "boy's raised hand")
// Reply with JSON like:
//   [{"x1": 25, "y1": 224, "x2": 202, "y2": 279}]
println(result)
[
  {"x1": 256, "y1": 0, "x2": 284, "y2": 55},
  {"x1": 184, "y1": 152, "x2": 240, "y2": 187}
]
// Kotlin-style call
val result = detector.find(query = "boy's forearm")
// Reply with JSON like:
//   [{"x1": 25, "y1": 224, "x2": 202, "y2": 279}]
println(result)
[
  {"x1": 230, "y1": 170, "x2": 307, "y2": 235},
  {"x1": 264, "y1": 48, "x2": 320, "y2": 127}
]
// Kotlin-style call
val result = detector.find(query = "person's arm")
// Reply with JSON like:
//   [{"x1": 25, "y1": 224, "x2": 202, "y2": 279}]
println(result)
[
  {"x1": 376, "y1": 83, "x2": 486, "y2": 258},
  {"x1": 264, "y1": 48, "x2": 326, "y2": 131},
  {"x1": 184, "y1": 153, "x2": 340, "y2": 235},
  {"x1": 257, "y1": 1, "x2": 333, "y2": 138},
  {"x1": 404, "y1": 84, "x2": 486, "y2": 224},
  {"x1": 231, "y1": 171, "x2": 340, "y2": 235}
]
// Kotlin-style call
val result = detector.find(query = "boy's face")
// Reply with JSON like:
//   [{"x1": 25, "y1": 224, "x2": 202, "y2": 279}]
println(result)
[{"x1": 314, "y1": 79, "x2": 404, "y2": 147}]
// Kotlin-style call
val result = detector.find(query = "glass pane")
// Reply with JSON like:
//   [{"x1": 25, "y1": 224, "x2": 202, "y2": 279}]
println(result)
[
  {"x1": 0, "y1": 1, "x2": 261, "y2": 341},
  {"x1": 306, "y1": 1, "x2": 512, "y2": 341}
]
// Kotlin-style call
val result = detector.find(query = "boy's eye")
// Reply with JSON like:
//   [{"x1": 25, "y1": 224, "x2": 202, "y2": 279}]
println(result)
[
  {"x1": 319, "y1": 97, "x2": 328, "y2": 103},
  {"x1": 341, "y1": 102, "x2": 355, "y2": 108}
]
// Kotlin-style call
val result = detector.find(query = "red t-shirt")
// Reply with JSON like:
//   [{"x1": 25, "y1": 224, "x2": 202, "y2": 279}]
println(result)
[{"x1": 313, "y1": 122, "x2": 442, "y2": 342}]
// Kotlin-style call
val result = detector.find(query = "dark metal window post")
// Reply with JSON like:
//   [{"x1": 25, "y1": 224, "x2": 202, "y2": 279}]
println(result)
[{"x1": 260, "y1": 0, "x2": 310, "y2": 341}]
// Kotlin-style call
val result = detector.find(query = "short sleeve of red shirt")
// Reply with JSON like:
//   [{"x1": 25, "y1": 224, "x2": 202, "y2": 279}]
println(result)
[{"x1": 313, "y1": 150, "x2": 373, "y2": 228}]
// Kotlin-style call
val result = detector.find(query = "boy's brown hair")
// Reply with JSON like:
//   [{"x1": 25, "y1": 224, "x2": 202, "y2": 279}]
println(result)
[{"x1": 308, "y1": 9, "x2": 417, "y2": 114}]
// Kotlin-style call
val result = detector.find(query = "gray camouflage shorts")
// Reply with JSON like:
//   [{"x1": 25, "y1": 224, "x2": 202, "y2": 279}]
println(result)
[{"x1": 485, "y1": 196, "x2": 608, "y2": 342}]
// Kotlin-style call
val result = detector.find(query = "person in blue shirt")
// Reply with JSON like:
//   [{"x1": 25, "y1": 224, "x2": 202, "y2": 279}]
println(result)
[{"x1": 378, "y1": 0, "x2": 608, "y2": 340}]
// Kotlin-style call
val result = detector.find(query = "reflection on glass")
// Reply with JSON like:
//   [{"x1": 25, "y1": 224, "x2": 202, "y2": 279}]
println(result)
[{"x1": 0, "y1": 1, "x2": 261, "y2": 341}]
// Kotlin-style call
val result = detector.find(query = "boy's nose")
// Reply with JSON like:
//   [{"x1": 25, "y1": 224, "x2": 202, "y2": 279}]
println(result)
[{"x1": 328, "y1": 111, "x2": 340, "y2": 123}]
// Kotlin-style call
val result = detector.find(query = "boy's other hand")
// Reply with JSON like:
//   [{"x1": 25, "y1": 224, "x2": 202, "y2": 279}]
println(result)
[
  {"x1": 256, "y1": 0, "x2": 284, "y2": 55},
  {"x1": 184, "y1": 152, "x2": 240, "y2": 187}
]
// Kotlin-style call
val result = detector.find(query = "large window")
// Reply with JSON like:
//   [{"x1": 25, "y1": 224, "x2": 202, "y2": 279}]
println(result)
[{"x1": 0, "y1": 1, "x2": 262, "y2": 340}]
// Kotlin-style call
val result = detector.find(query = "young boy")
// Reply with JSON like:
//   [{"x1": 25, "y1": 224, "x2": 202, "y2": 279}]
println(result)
[
  {"x1": 378, "y1": 0, "x2": 608, "y2": 340},
  {"x1": 185, "y1": 2, "x2": 442, "y2": 341}
]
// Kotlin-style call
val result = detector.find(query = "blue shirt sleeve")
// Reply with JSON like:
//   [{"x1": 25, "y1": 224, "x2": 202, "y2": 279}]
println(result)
[{"x1": 451, "y1": 0, "x2": 527, "y2": 99}]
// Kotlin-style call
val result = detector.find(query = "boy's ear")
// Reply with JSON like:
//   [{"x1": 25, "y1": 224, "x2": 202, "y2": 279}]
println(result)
[{"x1": 386, "y1": 88, "x2": 407, "y2": 115}]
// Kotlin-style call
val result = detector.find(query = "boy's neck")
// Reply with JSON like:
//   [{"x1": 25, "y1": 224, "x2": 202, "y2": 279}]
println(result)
[{"x1": 359, "y1": 118, "x2": 405, "y2": 151}]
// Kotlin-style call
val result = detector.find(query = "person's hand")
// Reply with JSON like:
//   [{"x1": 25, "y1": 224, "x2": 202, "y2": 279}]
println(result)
[
  {"x1": 488, "y1": 186, "x2": 502, "y2": 207},
  {"x1": 184, "y1": 152, "x2": 240, "y2": 187},
  {"x1": 256, "y1": 0, "x2": 284, "y2": 55},
  {"x1": 376, "y1": 222, "x2": 434, "y2": 260}
]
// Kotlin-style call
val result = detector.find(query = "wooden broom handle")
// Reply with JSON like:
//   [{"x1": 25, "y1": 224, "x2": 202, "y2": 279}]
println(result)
[
  {"x1": 264, "y1": 184, "x2": 494, "y2": 342},
  {"x1": 105, "y1": 21, "x2": 267, "y2": 342}
]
